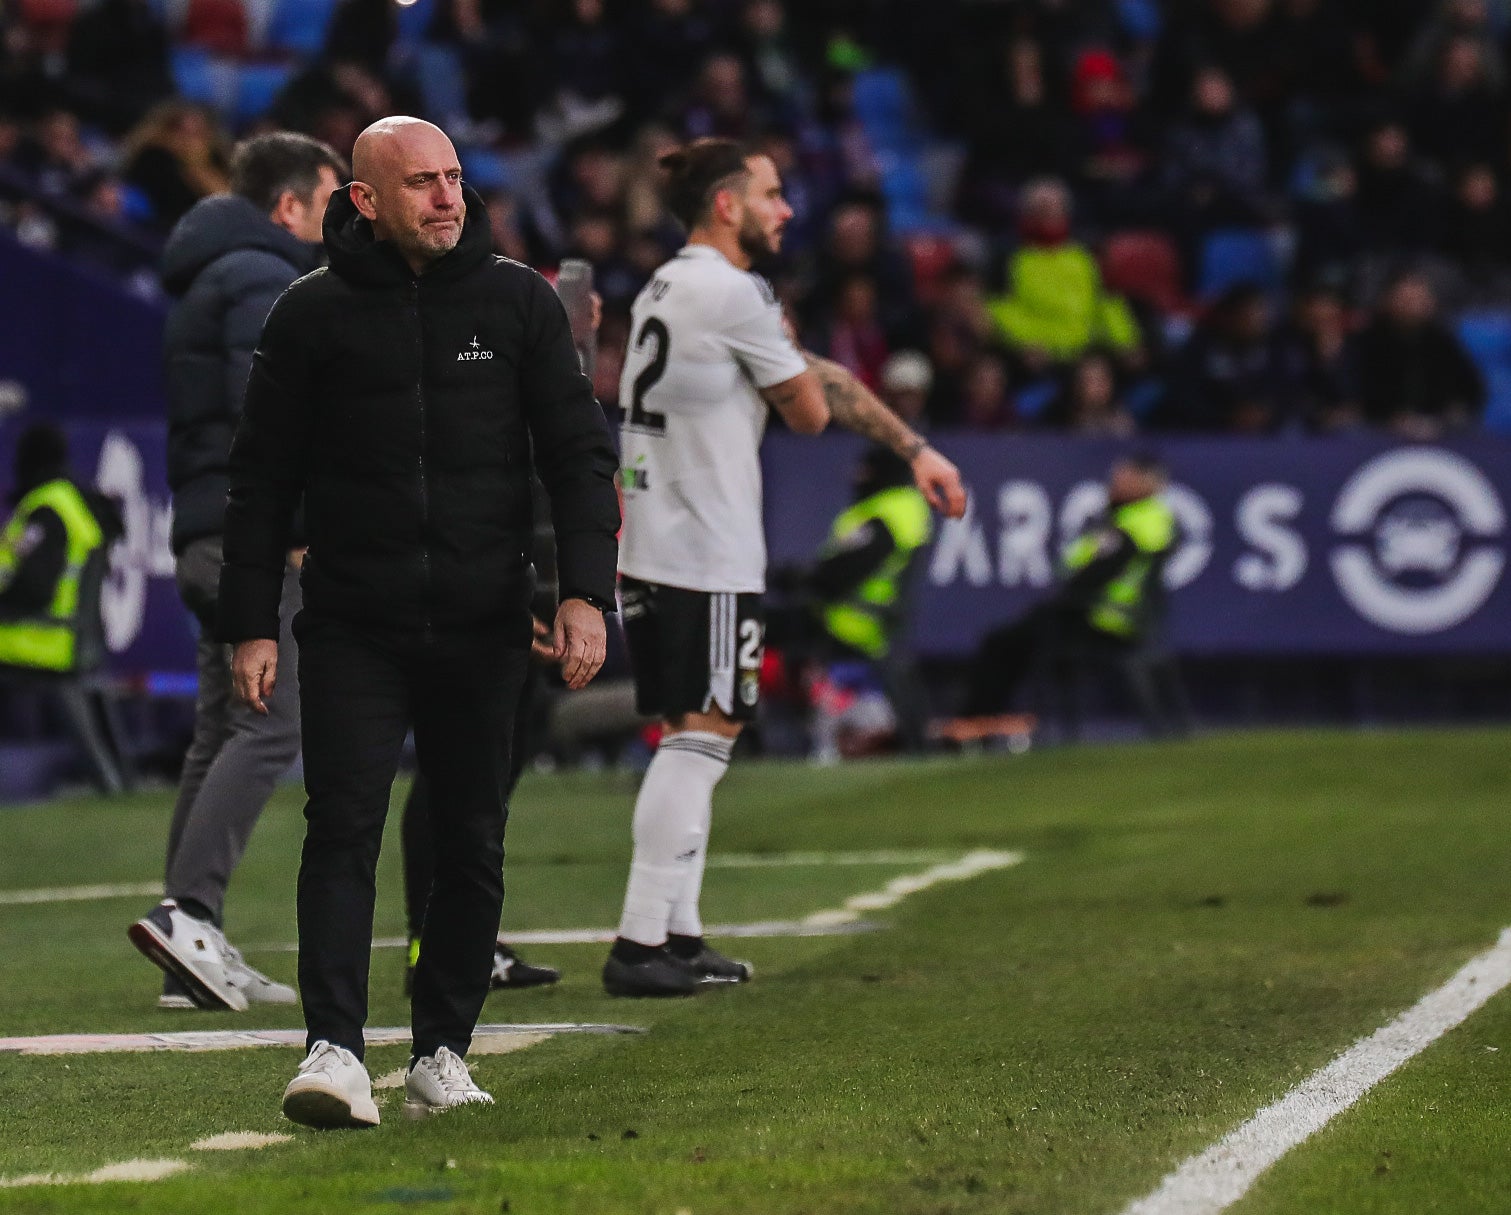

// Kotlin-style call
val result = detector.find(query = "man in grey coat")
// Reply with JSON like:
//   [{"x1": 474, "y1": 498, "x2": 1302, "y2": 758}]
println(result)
[{"x1": 127, "y1": 132, "x2": 345, "y2": 1011}]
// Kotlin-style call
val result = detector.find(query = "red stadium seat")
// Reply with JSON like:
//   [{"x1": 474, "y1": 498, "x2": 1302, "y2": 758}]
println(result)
[{"x1": 1101, "y1": 229, "x2": 1189, "y2": 316}]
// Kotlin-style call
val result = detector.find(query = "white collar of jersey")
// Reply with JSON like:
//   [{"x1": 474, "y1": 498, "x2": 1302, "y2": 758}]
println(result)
[{"x1": 677, "y1": 244, "x2": 733, "y2": 267}]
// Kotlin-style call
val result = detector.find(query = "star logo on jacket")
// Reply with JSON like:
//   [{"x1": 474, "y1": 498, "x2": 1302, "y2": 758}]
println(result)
[{"x1": 457, "y1": 335, "x2": 494, "y2": 362}]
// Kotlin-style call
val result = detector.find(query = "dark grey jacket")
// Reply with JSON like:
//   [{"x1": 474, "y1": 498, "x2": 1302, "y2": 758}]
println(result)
[{"x1": 161, "y1": 194, "x2": 321, "y2": 554}]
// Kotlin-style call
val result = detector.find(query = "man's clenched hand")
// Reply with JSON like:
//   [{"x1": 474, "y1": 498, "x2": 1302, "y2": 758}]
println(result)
[
  {"x1": 912, "y1": 445, "x2": 968, "y2": 518},
  {"x1": 232, "y1": 639, "x2": 279, "y2": 714},
  {"x1": 553, "y1": 598, "x2": 607, "y2": 690}
]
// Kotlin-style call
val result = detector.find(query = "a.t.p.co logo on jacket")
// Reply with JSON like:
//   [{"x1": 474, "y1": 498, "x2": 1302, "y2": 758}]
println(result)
[{"x1": 456, "y1": 335, "x2": 494, "y2": 362}]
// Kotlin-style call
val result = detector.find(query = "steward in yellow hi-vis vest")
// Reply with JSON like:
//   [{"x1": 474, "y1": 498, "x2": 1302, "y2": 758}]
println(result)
[
  {"x1": 817, "y1": 462, "x2": 933, "y2": 661},
  {"x1": 960, "y1": 453, "x2": 1176, "y2": 717},
  {"x1": 0, "y1": 425, "x2": 123, "y2": 674}
]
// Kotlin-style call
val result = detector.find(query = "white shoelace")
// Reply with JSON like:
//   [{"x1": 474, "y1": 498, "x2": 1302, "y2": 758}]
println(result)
[
  {"x1": 430, "y1": 1047, "x2": 485, "y2": 1098},
  {"x1": 304, "y1": 1041, "x2": 355, "y2": 1079}
]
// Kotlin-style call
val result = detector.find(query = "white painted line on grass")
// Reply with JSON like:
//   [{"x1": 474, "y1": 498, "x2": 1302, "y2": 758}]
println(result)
[
  {"x1": 707, "y1": 849, "x2": 963, "y2": 869},
  {"x1": 0, "y1": 1159, "x2": 191, "y2": 1187},
  {"x1": 190, "y1": 1132, "x2": 292, "y2": 1152},
  {"x1": 0, "y1": 851, "x2": 979, "y2": 910},
  {"x1": 0, "y1": 881, "x2": 160, "y2": 907},
  {"x1": 0, "y1": 1022, "x2": 642, "y2": 1056},
  {"x1": 251, "y1": 848, "x2": 1024, "y2": 953},
  {"x1": 801, "y1": 849, "x2": 1024, "y2": 928},
  {"x1": 1120, "y1": 927, "x2": 1511, "y2": 1215}
]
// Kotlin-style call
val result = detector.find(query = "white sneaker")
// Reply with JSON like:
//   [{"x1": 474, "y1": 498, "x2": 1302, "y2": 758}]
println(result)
[
  {"x1": 127, "y1": 900, "x2": 247, "y2": 1012},
  {"x1": 403, "y1": 1046, "x2": 494, "y2": 1119},
  {"x1": 222, "y1": 942, "x2": 297, "y2": 1005},
  {"x1": 282, "y1": 1040, "x2": 380, "y2": 1129}
]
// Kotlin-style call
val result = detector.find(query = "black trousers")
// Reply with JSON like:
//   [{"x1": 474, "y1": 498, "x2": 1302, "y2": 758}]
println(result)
[
  {"x1": 294, "y1": 612, "x2": 529, "y2": 1062},
  {"x1": 962, "y1": 603, "x2": 1123, "y2": 716},
  {"x1": 401, "y1": 668, "x2": 539, "y2": 940}
]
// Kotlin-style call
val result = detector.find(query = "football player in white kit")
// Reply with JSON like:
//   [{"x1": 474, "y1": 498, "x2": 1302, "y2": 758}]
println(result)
[{"x1": 604, "y1": 138, "x2": 967, "y2": 996}]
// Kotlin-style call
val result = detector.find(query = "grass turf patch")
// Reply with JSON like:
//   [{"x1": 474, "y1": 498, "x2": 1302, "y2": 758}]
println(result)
[{"x1": 0, "y1": 727, "x2": 1507, "y2": 1213}]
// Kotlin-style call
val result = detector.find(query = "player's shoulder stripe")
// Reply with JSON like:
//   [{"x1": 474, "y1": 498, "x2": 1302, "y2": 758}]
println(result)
[{"x1": 747, "y1": 271, "x2": 777, "y2": 306}]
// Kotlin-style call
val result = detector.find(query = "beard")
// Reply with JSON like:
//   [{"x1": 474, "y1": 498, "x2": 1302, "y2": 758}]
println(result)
[
  {"x1": 737, "y1": 213, "x2": 780, "y2": 263},
  {"x1": 414, "y1": 211, "x2": 465, "y2": 258}
]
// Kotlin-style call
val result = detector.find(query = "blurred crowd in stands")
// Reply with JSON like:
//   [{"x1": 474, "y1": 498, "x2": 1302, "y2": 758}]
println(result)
[{"x1": 4, "y1": 0, "x2": 1511, "y2": 437}]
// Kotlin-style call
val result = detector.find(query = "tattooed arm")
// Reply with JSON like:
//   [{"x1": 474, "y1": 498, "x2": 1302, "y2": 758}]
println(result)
[{"x1": 804, "y1": 353, "x2": 968, "y2": 517}]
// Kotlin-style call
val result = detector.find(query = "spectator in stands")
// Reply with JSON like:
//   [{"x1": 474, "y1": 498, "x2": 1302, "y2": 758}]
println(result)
[
  {"x1": 986, "y1": 178, "x2": 1141, "y2": 372},
  {"x1": 1277, "y1": 282, "x2": 1364, "y2": 433},
  {"x1": 812, "y1": 196, "x2": 918, "y2": 344},
  {"x1": 1406, "y1": 33, "x2": 1507, "y2": 169},
  {"x1": 1293, "y1": 147, "x2": 1367, "y2": 286},
  {"x1": 1439, "y1": 162, "x2": 1511, "y2": 304},
  {"x1": 1163, "y1": 64, "x2": 1271, "y2": 231},
  {"x1": 1042, "y1": 350, "x2": 1138, "y2": 436},
  {"x1": 958, "y1": 352, "x2": 1018, "y2": 431},
  {"x1": 1356, "y1": 271, "x2": 1486, "y2": 438},
  {"x1": 877, "y1": 349, "x2": 933, "y2": 425},
  {"x1": 64, "y1": 0, "x2": 174, "y2": 134},
  {"x1": 814, "y1": 273, "x2": 890, "y2": 388},
  {"x1": 1353, "y1": 118, "x2": 1441, "y2": 255},
  {"x1": 1163, "y1": 283, "x2": 1287, "y2": 433},
  {"x1": 12, "y1": 108, "x2": 98, "y2": 200},
  {"x1": 121, "y1": 100, "x2": 231, "y2": 231},
  {"x1": 1067, "y1": 47, "x2": 1147, "y2": 197},
  {"x1": 922, "y1": 263, "x2": 995, "y2": 424},
  {"x1": 955, "y1": 38, "x2": 1073, "y2": 230}
]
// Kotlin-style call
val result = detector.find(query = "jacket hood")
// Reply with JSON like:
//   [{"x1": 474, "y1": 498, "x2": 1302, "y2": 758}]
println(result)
[
  {"x1": 322, "y1": 184, "x2": 493, "y2": 286},
  {"x1": 161, "y1": 194, "x2": 321, "y2": 296}
]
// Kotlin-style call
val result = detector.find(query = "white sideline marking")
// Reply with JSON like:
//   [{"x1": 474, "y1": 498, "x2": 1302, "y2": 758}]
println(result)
[
  {"x1": 0, "y1": 1159, "x2": 190, "y2": 1187},
  {"x1": 0, "y1": 881, "x2": 160, "y2": 907},
  {"x1": 1120, "y1": 928, "x2": 1511, "y2": 1215},
  {"x1": 191, "y1": 1132, "x2": 292, "y2": 1152},
  {"x1": 707, "y1": 849, "x2": 962, "y2": 869},
  {"x1": 0, "y1": 1022, "x2": 641, "y2": 1056},
  {"x1": 0, "y1": 852, "x2": 974, "y2": 910},
  {"x1": 258, "y1": 849, "x2": 1024, "y2": 952},
  {"x1": 253, "y1": 849, "x2": 1023, "y2": 952},
  {"x1": 801, "y1": 849, "x2": 1023, "y2": 928}
]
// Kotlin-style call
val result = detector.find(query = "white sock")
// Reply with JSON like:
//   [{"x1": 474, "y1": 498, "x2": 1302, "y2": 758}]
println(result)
[{"x1": 616, "y1": 731, "x2": 733, "y2": 946}]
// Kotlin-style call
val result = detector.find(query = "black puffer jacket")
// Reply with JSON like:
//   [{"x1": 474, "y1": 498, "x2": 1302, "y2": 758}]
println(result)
[
  {"x1": 218, "y1": 187, "x2": 620, "y2": 643},
  {"x1": 161, "y1": 194, "x2": 323, "y2": 554}
]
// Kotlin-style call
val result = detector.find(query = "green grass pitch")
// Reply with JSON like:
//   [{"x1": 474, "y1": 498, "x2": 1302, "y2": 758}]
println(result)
[{"x1": 0, "y1": 727, "x2": 1507, "y2": 1213}]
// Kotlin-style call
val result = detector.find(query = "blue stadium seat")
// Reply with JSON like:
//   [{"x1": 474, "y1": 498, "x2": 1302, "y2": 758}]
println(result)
[
  {"x1": 851, "y1": 68, "x2": 910, "y2": 131},
  {"x1": 234, "y1": 62, "x2": 296, "y2": 127},
  {"x1": 266, "y1": 0, "x2": 338, "y2": 55},
  {"x1": 1456, "y1": 310, "x2": 1511, "y2": 435},
  {"x1": 394, "y1": 0, "x2": 438, "y2": 44},
  {"x1": 171, "y1": 46, "x2": 219, "y2": 106},
  {"x1": 1197, "y1": 227, "x2": 1285, "y2": 299},
  {"x1": 460, "y1": 148, "x2": 513, "y2": 193},
  {"x1": 1115, "y1": 0, "x2": 1163, "y2": 39}
]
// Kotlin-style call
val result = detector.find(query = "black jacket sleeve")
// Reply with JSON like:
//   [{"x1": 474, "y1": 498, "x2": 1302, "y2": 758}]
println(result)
[
  {"x1": 217, "y1": 287, "x2": 313, "y2": 642},
  {"x1": 519, "y1": 271, "x2": 621, "y2": 609},
  {"x1": 807, "y1": 518, "x2": 896, "y2": 600},
  {"x1": 1057, "y1": 525, "x2": 1138, "y2": 609},
  {"x1": 0, "y1": 508, "x2": 67, "y2": 619}
]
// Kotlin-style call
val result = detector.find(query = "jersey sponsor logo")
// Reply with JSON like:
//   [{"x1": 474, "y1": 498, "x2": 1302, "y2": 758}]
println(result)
[
  {"x1": 1329, "y1": 448, "x2": 1505, "y2": 634},
  {"x1": 620, "y1": 455, "x2": 650, "y2": 491},
  {"x1": 457, "y1": 335, "x2": 494, "y2": 362},
  {"x1": 648, "y1": 278, "x2": 671, "y2": 302}
]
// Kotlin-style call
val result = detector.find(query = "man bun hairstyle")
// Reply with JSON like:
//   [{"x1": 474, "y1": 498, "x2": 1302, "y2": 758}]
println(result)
[
  {"x1": 231, "y1": 131, "x2": 348, "y2": 215},
  {"x1": 660, "y1": 137, "x2": 752, "y2": 231}
]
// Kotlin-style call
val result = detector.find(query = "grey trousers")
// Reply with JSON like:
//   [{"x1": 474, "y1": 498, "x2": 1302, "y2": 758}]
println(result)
[{"x1": 164, "y1": 537, "x2": 302, "y2": 922}]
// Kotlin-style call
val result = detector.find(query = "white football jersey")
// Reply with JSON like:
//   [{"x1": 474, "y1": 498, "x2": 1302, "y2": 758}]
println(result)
[{"x1": 617, "y1": 244, "x2": 808, "y2": 593}]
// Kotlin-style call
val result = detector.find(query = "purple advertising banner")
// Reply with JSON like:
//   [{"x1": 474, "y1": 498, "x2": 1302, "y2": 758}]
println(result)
[
  {"x1": 764, "y1": 433, "x2": 1511, "y2": 657},
  {"x1": 6, "y1": 420, "x2": 1510, "y2": 675},
  {"x1": 0, "y1": 418, "x2": 194, "y2": 675}
]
